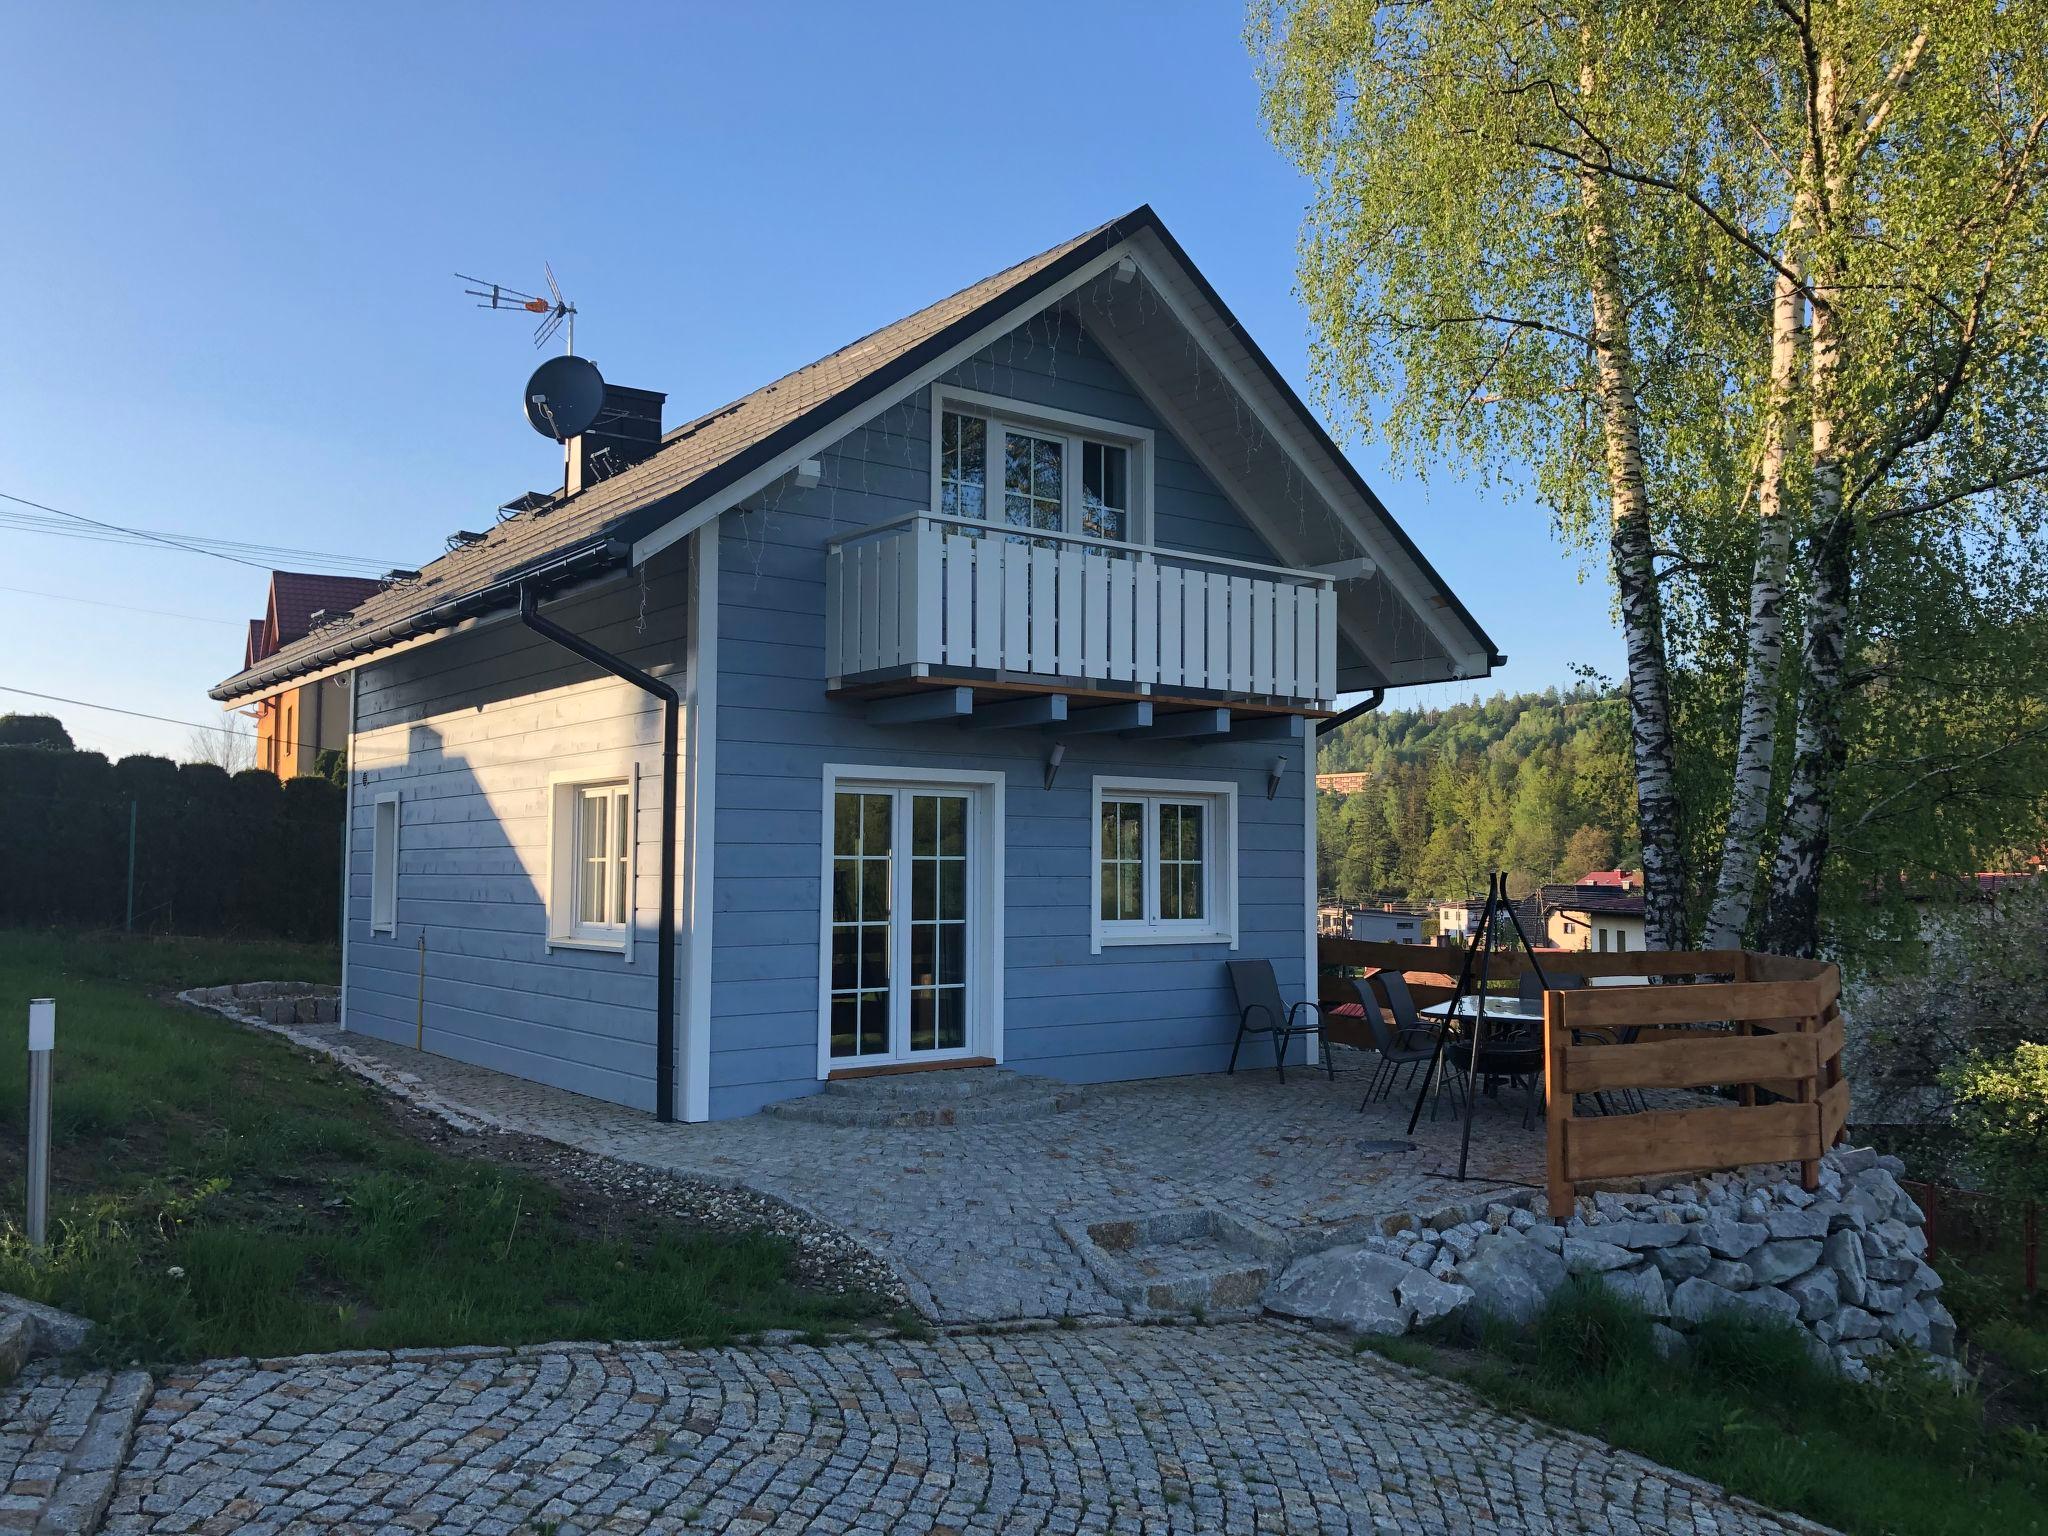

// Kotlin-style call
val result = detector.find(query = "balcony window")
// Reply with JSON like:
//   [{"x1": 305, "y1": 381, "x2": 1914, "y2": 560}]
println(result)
[{"x1": 932, "y1": 386, "x2": 1150, "y2": 545}]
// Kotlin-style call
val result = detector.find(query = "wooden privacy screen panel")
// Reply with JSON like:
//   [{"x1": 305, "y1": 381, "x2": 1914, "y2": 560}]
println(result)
[
  {"x1": 1543, "y1": 954, "x2": 1845, "y2": 1219},
  {"x1": 1310, "y1": 938, "x2": 1847, "y2": 1221}
]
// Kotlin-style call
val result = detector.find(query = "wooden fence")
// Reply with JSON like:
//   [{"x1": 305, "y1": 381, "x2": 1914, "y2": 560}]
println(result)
[{"x1": 1316, "y1": 937, "x2": 1847, "y2": 1218}]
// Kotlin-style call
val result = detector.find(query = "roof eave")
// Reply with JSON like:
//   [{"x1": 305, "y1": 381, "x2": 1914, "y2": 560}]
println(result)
[{"x1": 209, "y1": 537, "x2": 634, "y2": 703}]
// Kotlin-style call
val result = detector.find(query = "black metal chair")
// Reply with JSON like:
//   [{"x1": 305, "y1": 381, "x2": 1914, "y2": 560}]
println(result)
[
  {"x1": 1352, "y1": 972, "x2": 1451, "y2": 1106},
  {"x1": 1519, "y1": 970, "x2": 1640, "y2": 1114},
  {"x1": 1226, "y1": 959, "x2": 1335, "y2": 1083},
  {"x1": 1518, "y1": 969, "x2": 1586, "y2": 1010}
]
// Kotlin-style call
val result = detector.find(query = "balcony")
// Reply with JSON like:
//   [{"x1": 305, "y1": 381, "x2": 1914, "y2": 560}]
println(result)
[{"x1": 825, "y1": 514, "x2": 1339, "y2": 731}]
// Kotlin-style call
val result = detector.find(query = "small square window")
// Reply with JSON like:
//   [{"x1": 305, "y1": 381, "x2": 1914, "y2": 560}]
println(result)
[{"x1": 1092, "y1": 779, "x2": 1235, "y2": 950}]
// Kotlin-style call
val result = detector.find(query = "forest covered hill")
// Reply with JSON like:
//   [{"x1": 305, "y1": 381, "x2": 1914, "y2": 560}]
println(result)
[{"x1": 1316, "y1": 687, "x2": 1638, "y2": 905}]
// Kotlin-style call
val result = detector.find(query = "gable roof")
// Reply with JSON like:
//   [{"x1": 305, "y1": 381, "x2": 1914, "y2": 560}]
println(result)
[
  {"x1": 213, "y1": 206, "x2": 1500, "y2": 704},
  {"x1": 1540, "y1": 884, "x2": 1646, "y2": 918},
  {"x1": 265, "y1": 572, "x2": 384, "y2": 653}
]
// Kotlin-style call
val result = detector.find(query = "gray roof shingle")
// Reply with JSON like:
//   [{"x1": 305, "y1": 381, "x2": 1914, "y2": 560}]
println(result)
[{"x1": 213, "y1": 212, "x2": 1126, "y2": 701}]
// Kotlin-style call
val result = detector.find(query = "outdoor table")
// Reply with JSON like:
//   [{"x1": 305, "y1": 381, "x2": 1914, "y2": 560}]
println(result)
[{"x1": 1423, "y1": 996, "x2": 1545, "y2": 1027}]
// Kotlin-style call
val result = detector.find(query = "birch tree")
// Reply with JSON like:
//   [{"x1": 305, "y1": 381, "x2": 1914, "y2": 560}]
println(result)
[
  {"x1": 1755, "y1": 1, "x2": 2048, "y2": 954},
  {"x1": 1249, "y1": 0, "x2": 1768, "y2": 947}
]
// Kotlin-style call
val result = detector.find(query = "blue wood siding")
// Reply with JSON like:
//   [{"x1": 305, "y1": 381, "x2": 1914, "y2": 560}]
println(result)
[
  {"x1": 342, "y1": 556, "x2": 688, "y2": 1111},
  {"x1": 708, "y1": 307, "x2": 1311, "y2": 1118}
]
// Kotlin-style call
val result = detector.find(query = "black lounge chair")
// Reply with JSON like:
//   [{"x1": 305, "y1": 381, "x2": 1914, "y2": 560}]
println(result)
[
  {"x1": 1226, "y1": 959, "x2": 1336, "y2": 1083},
  {"x1": 1355, "y1": 972, "x2": 1450, "y2": 1107}
]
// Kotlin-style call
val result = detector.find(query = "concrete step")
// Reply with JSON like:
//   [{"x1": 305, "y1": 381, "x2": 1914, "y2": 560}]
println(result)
[
  {"x1": 765, "y1": 1068, "x2": 1085, "y2": 1128},
  {"x1": 1058, "y1": 1206, "x2": 1291, "y2": 1319}
]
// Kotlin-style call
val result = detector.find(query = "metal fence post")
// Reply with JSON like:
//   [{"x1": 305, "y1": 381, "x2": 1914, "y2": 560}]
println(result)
[
  {"x1": 125, "y1": 798, "x2": 138, "y2": 932},
  {"x1": 26, "y1": 998, "x2": 54, "y2": 1247}
]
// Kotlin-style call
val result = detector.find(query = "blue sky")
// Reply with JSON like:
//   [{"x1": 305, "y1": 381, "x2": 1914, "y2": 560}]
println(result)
[{"x1": 0, "y1": 3, "x2": 1619, "y2": 760}]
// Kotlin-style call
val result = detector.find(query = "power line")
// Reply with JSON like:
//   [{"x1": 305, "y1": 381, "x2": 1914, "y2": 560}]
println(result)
[
  {"x1": 0, "y1": 684, "x2": 260, "y2": 740},
  {"x1": 0, "y1": 489, "x2": 405, "y2": 575},
  {"x1": 0, "y1": 583, "x2": 239, "y2": 626}
]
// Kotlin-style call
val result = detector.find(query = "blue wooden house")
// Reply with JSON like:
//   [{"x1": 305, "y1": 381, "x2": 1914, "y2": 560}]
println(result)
[{"x1": 213, "y1": 208, "x2": 1499, "y2": 1121}]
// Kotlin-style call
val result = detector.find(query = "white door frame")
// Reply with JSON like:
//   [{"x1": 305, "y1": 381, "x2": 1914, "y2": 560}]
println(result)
[{"x1": 817, "y1": 764, "x2": 1006, "y2": 1077}]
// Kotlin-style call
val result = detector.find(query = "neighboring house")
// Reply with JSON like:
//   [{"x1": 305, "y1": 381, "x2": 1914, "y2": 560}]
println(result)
[
  {"x1": 1573, "y1": 867, "x2": 1639, "y2": 890},
  {"x1": 1318, "y1": 902, "x2": 1426, "y2": 943},
  {"x1": 1434, "y1": 898, "x2": 1483, "y2": 946},
  {"x1": 1315, "y1": 771, "x2": 1371, "y2": 795},
  {"x1": 210, "y1": 207, "x2": 1499, "y2": 1121},
  {"x1": 1540, "y1": 883, "x2": 1646, "y2": 953},
  {"x1": 244, "y1": 571, "x2": 384, "y2": 777}
]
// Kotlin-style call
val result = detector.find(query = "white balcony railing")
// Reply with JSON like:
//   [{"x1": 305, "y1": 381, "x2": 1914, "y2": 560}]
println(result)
[{"x1": 825, "y1": 512, "x2": 1338, "y2": 707}]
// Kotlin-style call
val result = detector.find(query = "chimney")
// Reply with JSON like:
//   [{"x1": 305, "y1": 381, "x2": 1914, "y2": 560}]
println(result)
[{"x1": 566, "y1": 384, "x2": 667, "y2": 496}]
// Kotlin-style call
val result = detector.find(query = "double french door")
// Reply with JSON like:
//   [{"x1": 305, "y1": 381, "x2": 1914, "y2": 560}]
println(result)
[{"x1": 827, "y1": 785, "x2": 974, "y2": 1065}]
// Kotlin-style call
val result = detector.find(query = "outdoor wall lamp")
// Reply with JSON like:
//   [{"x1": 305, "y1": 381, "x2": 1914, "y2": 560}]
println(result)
[
  {"x1": 1045, "y1": 742, "x2": 1066, "y2": 791},
  {"x1": 1268, "y1": 754, "x2": 1289, "y2": 800}
]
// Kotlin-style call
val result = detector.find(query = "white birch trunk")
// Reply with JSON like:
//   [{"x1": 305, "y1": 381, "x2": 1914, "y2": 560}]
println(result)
[
  {"x1": 1763, "y1": 60, "x2": 1850, "y2": 959},
  {"x1": 1703, "y1": 251, "x2": 1804, "y2": 948},
  {"x1": 1575, "y1": 64, "x2": 1689, "y2": 950}
]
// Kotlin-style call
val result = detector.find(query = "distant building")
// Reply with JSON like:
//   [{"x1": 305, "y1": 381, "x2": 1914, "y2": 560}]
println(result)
[
  {"x1": 1539, "y1": 882, "x2": 1647, "y2": 953},
  {"x1": 1434, "y1": 898, "x2": 1485, "y2": 946},
  {"x1": 1320, "y1": 902, "x2": 1427, "y2": 943},
  {"x1": 1316, "y1": 771, "x2": 1372, "y2": 796},
  {"x1": 1574, "y1": 867, "x2": 1640, "y2": 890},
  {"x1": 242, "y1": 571, "x2": 382, "y2": 778}
]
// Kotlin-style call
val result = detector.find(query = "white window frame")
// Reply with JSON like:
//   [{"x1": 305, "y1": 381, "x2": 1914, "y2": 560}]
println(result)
[
  {"x1": 816, "y1": 764, "x2": 1007, "y2": 1079},
  {"x1": 545, "y1": 764, "x2": 640, "y2": 958},
  {"x1": 1089, "y1": 775, "x2": 1238, "y2": 953},
  {"x1": 370, "y1": 791, "x2": 400, "y2": 935},
  {"x1": 929, "y1": 385, "x2": 1154, "y2": 546}
]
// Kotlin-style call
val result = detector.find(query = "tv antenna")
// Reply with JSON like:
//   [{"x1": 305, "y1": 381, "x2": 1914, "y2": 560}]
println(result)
[{"x1": 456, "y1": 263, "x2": 577, "y2": 352}]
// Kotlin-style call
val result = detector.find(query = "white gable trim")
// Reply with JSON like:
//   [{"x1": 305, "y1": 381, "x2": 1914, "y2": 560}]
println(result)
[
  {"x1": 627, "y1": 240, "x2": 1488, "y2": 684},
  {"x1": 629, "y1": 243, "x2": 1141, "y2": 568},
  {"x1": 1127, "y1": 242, "x2": 1489, "y2": 677}
]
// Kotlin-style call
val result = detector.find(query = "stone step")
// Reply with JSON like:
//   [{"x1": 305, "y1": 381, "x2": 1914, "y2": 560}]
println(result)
[
  {"x1": 763, "y1": 1068, "x2": 1085, "y2": 1128},
  {"x1": 1058, "y1": 1206, "x2": 1290, "y2": 1319}
]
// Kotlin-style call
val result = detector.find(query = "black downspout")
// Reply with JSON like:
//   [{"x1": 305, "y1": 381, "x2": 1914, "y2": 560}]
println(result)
[
  {"x1": 1313, "y1": 687, "x2": 1384, "y2": 741},
  {"x1": 519, "y1": 584, "x2": 680, "y2": 1123}
]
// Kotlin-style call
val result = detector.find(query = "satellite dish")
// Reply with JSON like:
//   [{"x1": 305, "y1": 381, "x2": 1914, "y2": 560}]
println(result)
[{"x1": 524, "y1": 354, "x2": 605, "y2": 442}]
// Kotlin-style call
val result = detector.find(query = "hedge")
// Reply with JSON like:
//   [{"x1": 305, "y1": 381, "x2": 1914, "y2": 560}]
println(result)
[{"x1": 0, "y1": 747, "x2": 343, "y2": 941}]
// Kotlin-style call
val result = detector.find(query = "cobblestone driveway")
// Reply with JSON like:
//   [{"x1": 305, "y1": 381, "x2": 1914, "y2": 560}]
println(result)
[
  {"x1": 304, "y1": 1033, "x2": 1544, "y2": 1324},
  {"x1": 101, "y1": 1325, "x2": 1816, "y2": 1536}
]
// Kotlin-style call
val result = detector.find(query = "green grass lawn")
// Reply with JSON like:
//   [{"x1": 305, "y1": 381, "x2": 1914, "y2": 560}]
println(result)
[
  {"x1": 0, "y1": 929, "x2": 891, "y2": 1367},
  {"x1": 1371, "y1": 1278, "x2": 2048, "y2": 1536}
]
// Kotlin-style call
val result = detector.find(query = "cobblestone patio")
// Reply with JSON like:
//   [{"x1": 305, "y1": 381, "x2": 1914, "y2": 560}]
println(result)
[
  {"x1": 285, "y1": 1030, "x2": 1550, "y2": 1323},
  {"x1": 98, "y1": 1325, "x2": 1819, "y2": 1536}
]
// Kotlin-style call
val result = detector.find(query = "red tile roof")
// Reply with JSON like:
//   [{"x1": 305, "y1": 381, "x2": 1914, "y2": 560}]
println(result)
[{"x1": 251, "y1": 571, "x2": 384, "y2": 664}]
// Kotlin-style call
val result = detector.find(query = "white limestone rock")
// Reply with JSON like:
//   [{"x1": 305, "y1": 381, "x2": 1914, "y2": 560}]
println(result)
[
  {"x1": 1781, "y1": 1266, "x2": 1840, "y2": 1322},
  {"x1": 1398, "y1": 1269, "x2": 1474, "y2": 1328},
  {"x1": 1700, "y1": 1219, "x2": 1768, "y2": 1259},
  {"x1": 1823, "y1": 1229, "x2": 1868, "y2": 1309},
  {"x1": 1751, "y1": 1239, "x2": 1825, "y2": 1287},
  {"x1": 1458, "y1": 1233, "x2": 1568, "y2": 1329},
  {"x1": 1765, "y1": 1208, "x2": 1830, "y2": 1242},
  {"x1": 1563, "y1": 1238, "x2": 1637, "y2": 1276},
  {"x1": 1702, "y1": 1259, "x2": 1755, "y2": 1291},
  {"x1": 1265, "y1": 1248, "x2": 1414, "y2": 1336},
  {"x1": 1598, "y1": 1220, "x2": 1689, "y2": 1251},
  {"x1": 1600, "y1": 1263, "x2": 1668, "y2": 1319},
  {"x1": 1651, "y1": 1244, "x2": 1712, "y2": 1282}
]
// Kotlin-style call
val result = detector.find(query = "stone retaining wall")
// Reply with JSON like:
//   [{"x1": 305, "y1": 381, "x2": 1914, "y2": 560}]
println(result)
[
  {"x1": 1266, "y1": 1146, "x2": 1953, "y2": 1381},
  {"x1": 181, "y1": 981, "x2": 338, "y2": 1029}
]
